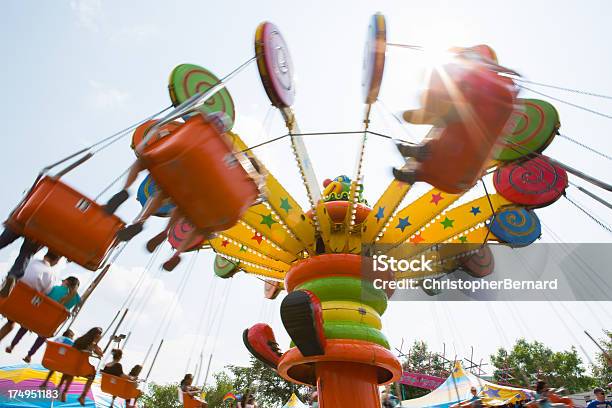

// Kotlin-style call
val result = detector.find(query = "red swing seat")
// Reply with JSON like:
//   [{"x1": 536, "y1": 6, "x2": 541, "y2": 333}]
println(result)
[
  {"x1": 0, "y1": 282, "x2": 69, "y2": 337},
  {"x1": 42, "y1": 341, "x2": 95, "y2": 378},
  {"x1": 139, "y1": 114, "x2": 259, "y2": 233},
  {"x1": 6, "y1": 176, "x2": 125, "y2": 271},
  {"x1": 101, "y1": 373, "x2": 141, "y2": 400}
]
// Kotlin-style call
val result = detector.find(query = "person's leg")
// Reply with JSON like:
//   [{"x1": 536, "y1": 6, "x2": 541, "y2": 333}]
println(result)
[
  {"x1": 60, "y1": 375, "x2": 74, "y2": 402},
  {"x1": 6, "y1": 326, "x2": 28, "y2": 352},
  {"x1": 116, "y1": 191, "x2": 168, "y2": 242},
  {"x1": 0, "y1": 227, "x2": 20, "y2": 250},
  {"x1": 24, "y1": 335, "x2": 46, "y2": 362},
  {"x1": 78, "y1": 374, "x2": 95, "y2": 405},
  {"x1": 104, "y1": 160, "x2": 145, "y2": 215},
  {"x1": 146, "y1": 207, "x2": 182, "y2": 253},
  {"x1": 40, "y1": 370, "x2": 54, "y2": 389},
  {"x1": 0, "y1": 321, "x2": 15, "y2": 342},
  {"x1": 162, "y1": 226, "x2": 208, "y2": 271}
]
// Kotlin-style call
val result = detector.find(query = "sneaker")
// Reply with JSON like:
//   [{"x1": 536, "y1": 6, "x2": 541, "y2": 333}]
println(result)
[
  {"x1": 162, "y1": 254, "x2": 181, "y2": 272},
  {"x1": 146, "y1": 231, "x2": 167, "y2": 253},
  {"x1": 0, "y1": 276, "x2": 16, "y2": 298},
  {"x1": 392, "y1": 167, "x2": 417, "y2": 184},
  {"x1": 243, "y1": 323, "x2": 283, "y2": 370},
  {"x1": 395, "y1": 142, "x2": 428, "y2": 160},
  {"x1": 280, "y1": 290, "x2": 326, "y2": 356},
  {"x1": 116, "y1": 222, "x2": 144, "y2": 242},
  {"x1": 103, "y1": 189, "x2": 129, "y2": 215}
]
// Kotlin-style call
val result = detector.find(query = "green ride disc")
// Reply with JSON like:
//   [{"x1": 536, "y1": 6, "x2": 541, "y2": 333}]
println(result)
[
  {"x1": 168, "y1": 63, "x2": 236, "y2": 128},
  {"x1": 494, "y1": 98, "x2": 559, "y2": 161}
]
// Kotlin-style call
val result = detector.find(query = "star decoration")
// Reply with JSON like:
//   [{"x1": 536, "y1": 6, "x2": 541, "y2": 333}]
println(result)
[
  {"x1": 375, "y1": 207, "x2": 385, "y2": 222},
  {"x1": 470, "y1": 206, "x2": 481, "y2": 216},
  {"x1": 280, "y1": 197, "x2": 292, "y2": 213},
  {"x1": 430, "y1": 192, "x2": 444, "y2": 205},
  {"x1": 441, "y1": 217, "x2": 455, "y2": 229},
  {"x1": 458, "y1": 236, "x2": 468, "y2": 243},
  {"x1": 221, "y1": 240, "x2": 229, "y2": 247},
  {"x1": 239, "y1": 245, "x2": 247, "y2": 252},
  {"x1": 260, "y1": 213, "x2": 277, "y2": 228},
  {"x1": 251, "y1": 233, "x2": 263, "y2": 244},
  {"x1": 485, "y1": 389, "x2": 501, "y2": 398},
  {"x1": 395, "y1": 216, "x2": 411, "y2": 232},
  {"x1": 410, "y1": 234, "x2": 424, "y2": 244}
]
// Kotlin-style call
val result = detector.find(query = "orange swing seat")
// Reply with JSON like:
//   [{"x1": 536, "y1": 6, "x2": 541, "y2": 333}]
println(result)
[
  {"x1": 0, "y1": 282, "x2": 69, "y2": 337},
  {"x1": 101, "y1": 373, "x2": 141, "y2": 400},
  {"x1": 178, "y1": 388, "x2": 204, "y2": 408},
  {"x1": 139, "y1": 114, "x2": 259, "y2": 233},
  {"x1": 42, "y1": 341, "x2": 95, "y2": 378},
  {"x1": 6, "y1": 176, "x2": 125, "y2": 271}
]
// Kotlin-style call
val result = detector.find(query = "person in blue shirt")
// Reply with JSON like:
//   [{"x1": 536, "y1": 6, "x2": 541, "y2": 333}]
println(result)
[
  {"x1": 587, "y1": 387, "x2": 612, "y2": 408},
  {"x1": 4, "y1": 277, "x2": 80, "y2": 362}
]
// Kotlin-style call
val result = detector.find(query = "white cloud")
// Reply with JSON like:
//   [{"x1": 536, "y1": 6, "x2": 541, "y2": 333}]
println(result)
[
  {"x1": 70, "y1": 0, "x2": 103, "y2": 32},
  {"x1": 88, "y1": 80, "x2": 130, "y2": 110}
]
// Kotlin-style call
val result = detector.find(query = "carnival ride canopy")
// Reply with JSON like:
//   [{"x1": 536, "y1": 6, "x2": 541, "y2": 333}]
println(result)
[
  {"x1": 0, "y1": 363, "x2": 122, "y2": 407},
  {"x1": 401, "y1": 361, "x2": 532, "y2": 408},
  {"x1": 281, "y1": 392, "x2": 309, "y2": 408}
]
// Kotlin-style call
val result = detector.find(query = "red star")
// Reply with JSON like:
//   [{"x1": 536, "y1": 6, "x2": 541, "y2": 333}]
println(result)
[
  {"x1": 251, "y1": 233, "x2": 263, "y2": 245},
  {"x1": 221, "y1": 240, "x2": 229, "y2": 247},
  {"x1": 430, "y1": 192, "x2": 444, "y2": 205},
  {"x1": 410, "y1": 234, "x2": 425, "y2": 244}
]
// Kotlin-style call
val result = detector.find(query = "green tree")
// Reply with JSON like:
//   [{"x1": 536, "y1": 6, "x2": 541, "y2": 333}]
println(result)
[
  {"x1": 202, "y1": 372, "x2": 235, "y2": 407},
  {"x1": 140, "y1": 382, "x2": 182, "y2": 408},
  {"x1": 490, "y1": 338, "x2": 596, "y2": 393},
  {"x1": 591, "y1": 330, "x2": 612, "y2": 386},
  {"x1": 399, "y1": 340, "x2": 449, "y2": 399},
  {"x1": 227, "y1": 357, "x2": 310, "y2": 407}
]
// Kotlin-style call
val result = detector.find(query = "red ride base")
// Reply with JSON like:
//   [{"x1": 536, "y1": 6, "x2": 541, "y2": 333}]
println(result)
[{"x1": 317, "y1": 362, "x2": 381, "y2": 407}]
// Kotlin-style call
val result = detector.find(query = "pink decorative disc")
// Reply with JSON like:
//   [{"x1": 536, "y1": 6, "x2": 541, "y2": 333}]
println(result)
[
  {"x1": 493, "y1": 156, "x2": 568, "y2": 207},
  {"x1": 461, "y1": 245, "x2": 494, "y2": 278},
  {"x1": 255, "y1": 22, "x2": 295, "y2": 108},
  {"x1": 168, "y1": 220, "x2": 206, "y2": 252}
]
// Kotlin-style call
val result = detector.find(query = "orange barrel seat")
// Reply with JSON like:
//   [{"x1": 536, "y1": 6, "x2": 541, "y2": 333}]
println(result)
[
  {"x1": 178, "y1": 389, "x2": 203, "y2": 408},
  {"x1": 42, "y1": 341, "x2": 95, "y2": 377},
  {"x1": 100, "y1": 373, "x2": 141, "y2": 400},
  {"x1": 0, "y1": 282, "x2": 69, "y2": 337},
  {"x1": 6, "y1": 176, "x2": 125, "y2": 271},
  {"x1": 139, "y1": 114, "x2": 259, "y2": 233}
]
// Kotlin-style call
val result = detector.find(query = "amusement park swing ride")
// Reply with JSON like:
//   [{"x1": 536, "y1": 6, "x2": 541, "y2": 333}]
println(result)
[{"x1": 0, "y1": 11, "x2": 611, "y2": 408}]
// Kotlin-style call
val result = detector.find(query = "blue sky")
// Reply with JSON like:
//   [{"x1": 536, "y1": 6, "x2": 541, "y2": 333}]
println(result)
[{"x1": 0, "y1": 0, "x2": 610, "y2": 386}]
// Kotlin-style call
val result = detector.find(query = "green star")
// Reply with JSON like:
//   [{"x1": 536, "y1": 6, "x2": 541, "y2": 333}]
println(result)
[
  {"x1": 280, "y1": 197, "x2": 292, "y2": 213},
  {"x1": 441, "y1": 217, "x2": 455, "y2": 229},
  {"x1": 239, "y1": 245, "x2": 247, "y2": 252},
  {"x1": 458, "y1": 236, "x2": 468, "y2": 243},
  {"x1": 260, "y1": 213, "x2": 277, "y2": 228}
]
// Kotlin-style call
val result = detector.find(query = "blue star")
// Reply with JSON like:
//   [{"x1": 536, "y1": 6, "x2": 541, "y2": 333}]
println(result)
[
  {"x1": 396, "y1": 216, "x2": 411, "y2": 232},
  {"x1": 470, "y1": 206, "x2": 481, "y2": 216},
  {"x1": 375, "y1": 207, "x2": 385, "y2": 222},
  {"x1": 485, "y1": 389, "x2": 501, "y2": 398}
]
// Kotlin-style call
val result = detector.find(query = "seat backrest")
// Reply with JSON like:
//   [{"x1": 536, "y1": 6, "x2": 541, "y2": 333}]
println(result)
[
  {"x1": 177, "y1": 387, "x2": 185, "y2": 403},
  {"x1": 0, "y1": 282, "x2": 69, "y2": 338},
  {"x1": 42, "y1": 341, "x2": 92, "y2": 377},
  {"x1": 7, "y1": 176, "x2": 125, "y2": 271},
  {"x1": 101, "y1": 373, "x2": 140, "y2": 399}
]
